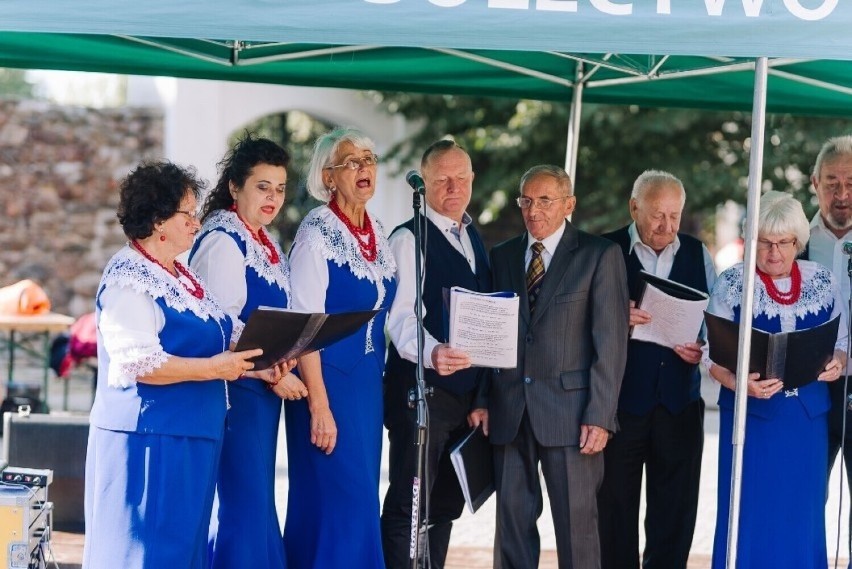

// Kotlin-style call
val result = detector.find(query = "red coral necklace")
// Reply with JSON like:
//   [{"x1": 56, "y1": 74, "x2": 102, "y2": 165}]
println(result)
[
  {"x1": 756, "y1": 261, "x2": 801, "y2": 306},
  {"x1": 132, "y1": 240, "x2": 205, "y2": 300},
  {"x1": 328, "y1": 199, "x2": 378, "y2": 262},
  {"x1": 229, "y1": 205, "x2": 280, "y2": 265}
]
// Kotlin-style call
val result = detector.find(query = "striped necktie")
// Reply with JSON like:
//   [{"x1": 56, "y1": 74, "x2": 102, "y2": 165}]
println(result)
[{"x1": 526, "y1": 241, "x2": 546, "y2": 311}]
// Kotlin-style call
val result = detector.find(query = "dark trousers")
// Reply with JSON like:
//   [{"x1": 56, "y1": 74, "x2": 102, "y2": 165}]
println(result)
[
  {"x1": 597, "y1": 400, "x2": 704, "y2": 569},
  {"x1": 828, "y1": 378, "x2": 852, "y2": 562},
  {"x1": 381, "y1": 378, "x2": 469, "y2": 569},
  {"x1": 494, "y1": 412, "x2": 603, "y2": 569}
]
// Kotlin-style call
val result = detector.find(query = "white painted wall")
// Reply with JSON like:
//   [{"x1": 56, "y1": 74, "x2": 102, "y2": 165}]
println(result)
[{"x1": 127, "y1": 76, "x2": 416, "y2": 230}]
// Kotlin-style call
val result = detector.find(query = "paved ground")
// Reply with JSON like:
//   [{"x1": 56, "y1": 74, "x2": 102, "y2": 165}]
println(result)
[{"x1": 7, "y1": 364, "x2": 852, "y2": 567}]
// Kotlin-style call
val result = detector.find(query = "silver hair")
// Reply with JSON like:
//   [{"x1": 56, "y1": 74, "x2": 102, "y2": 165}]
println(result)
[
  {"x1": 758, "y1": 190, "x2": 809, "y2": 254},
  {"x1": 519, "y1": 164, "x2": 573, "y2": 196},
  {"x1": 813, "y1": 135, "x2": 852, "y2": 179},
  {"x1": 631, "y1": 170, "x2": 685, "y2": 203},
  {"x1": 306, "y1": 127, "x2": 376, "y2": 202}
]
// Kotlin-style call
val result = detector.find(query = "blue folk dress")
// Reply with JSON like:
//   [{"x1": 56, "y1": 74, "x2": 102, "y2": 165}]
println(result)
[
  {"x1": 83, "y1": 245, "x2": 233, "y2": 569},
  {"x1": 283, "y1": 205, "x2": 397, "y2": 569},
  {"x1": 709, "y1": 260, "x2": 845, "y2": 569},
  {"x1": 189, "y1": 209, "x2": 291, "y2": 569}
]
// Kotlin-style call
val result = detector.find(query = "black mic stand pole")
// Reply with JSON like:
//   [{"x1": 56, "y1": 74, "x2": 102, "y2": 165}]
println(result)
[
  {"x1": 408, "y1": 183, "x2": 432, "y2": 569},
  {"x1": 839, "y1": 253, "x2": 852, "y2": 566}
]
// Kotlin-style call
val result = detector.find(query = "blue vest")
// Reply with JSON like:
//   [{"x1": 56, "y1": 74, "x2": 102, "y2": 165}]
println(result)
[
  {"x1": 91, "y1": 292, "x2": 232, "y2": 440},
  {"x1": 385, "y1": 216, "x2": 492, "y2": 395},
  {"x1": 602, "y1": 227, "x2": 707, "y2": 415},
  {"x1": 190, "y1": 227, "x2": 289, "y2": 395}
]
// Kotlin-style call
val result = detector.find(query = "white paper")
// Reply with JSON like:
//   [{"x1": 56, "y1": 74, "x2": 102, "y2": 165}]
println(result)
[
  {"x1": 448, "y1": 287, "x2": 519, "y2": 368},
  {"x1": 630, "y1": 283, "x2": 709, "y2": 349}
]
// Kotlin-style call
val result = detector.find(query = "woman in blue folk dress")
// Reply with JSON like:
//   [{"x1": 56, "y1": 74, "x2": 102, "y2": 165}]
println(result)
[
  {"x1": 190, "y1": 135, "x2": 306, "y2": 569},
  {"x1": 705, "y1": 191, "x2": 847, "y2": 569},
  {"x1": 284, "y1": 127, "x2": 397, "y2": 569},
  {"x1": 83, "y1": 162, "x2": 262, "y2": 569}
]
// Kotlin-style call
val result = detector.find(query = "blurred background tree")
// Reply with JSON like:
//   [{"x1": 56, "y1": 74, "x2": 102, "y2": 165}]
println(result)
[{"x1": 364, "y1": 91, "x2": 850, "y2": 248}]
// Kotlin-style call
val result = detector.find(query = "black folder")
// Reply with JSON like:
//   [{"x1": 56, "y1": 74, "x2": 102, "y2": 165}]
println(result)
[
  {"x1": 638, "y1": 270, "x2": 709, "y2": 302},
  {"x1": 449, "y1": 425, "x2": 495, "y2": 514},
  {"x1": 705, "y1": 312, "x2": 839, "y2": 389},
  {"x1": 234, "y1": 307, "x2": 379, "y2": 370}
]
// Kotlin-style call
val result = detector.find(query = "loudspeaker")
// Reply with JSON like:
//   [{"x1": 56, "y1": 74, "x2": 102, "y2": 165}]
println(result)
[
  {"x1": 0, "y1": 385, "x2": 46, "y2": 434},
  {"x1": 2, "y1": 412, "x2": 89, "y2": 532}
]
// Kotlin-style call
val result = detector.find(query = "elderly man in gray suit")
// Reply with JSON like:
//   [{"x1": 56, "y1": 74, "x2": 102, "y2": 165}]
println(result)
[{"x1": 470, "y1": 164, "x2": 629, "y2": 569}]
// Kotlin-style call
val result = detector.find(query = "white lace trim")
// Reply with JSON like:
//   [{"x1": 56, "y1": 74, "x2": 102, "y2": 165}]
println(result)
[
  {"x1": 99, "y1": 246, "x2": 229, "y2": 323},
  {"x1": 294, "y1": 206, "x2": 396, "y2": 284},
  {"x1": 109, "y1": 344, "x2": 169, "y2": 388},
  {"x1": 718, "y1": 261, "x2": 835, "y2": 320},
  {"x1": 294, "y1": 206, "x2": 395, "y2": 355},
  {"x1": 200, "y1": 210, "x2": 291, "y2": 298}
]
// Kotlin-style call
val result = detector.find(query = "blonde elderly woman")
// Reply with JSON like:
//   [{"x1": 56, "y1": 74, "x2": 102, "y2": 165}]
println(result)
[
  {"x1": 283, "y1": 127, "x2": 397, "y2": 569},
  {"x1": 706, "y1": 190, "x2": 847, "y2": 568}
]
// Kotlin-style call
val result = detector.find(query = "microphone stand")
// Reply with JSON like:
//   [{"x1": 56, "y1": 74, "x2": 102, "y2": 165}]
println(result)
[
  {"x1": 408, "y1": 183, "x2": 432, "y2": 569},
  {"x1": 839, "y1": 254, "x2": 852, "y2": 568}
]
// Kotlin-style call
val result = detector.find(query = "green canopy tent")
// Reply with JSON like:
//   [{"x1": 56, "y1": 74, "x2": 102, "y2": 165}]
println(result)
[{"x1": 3, "y1": 2, "x2": 852, "y2": 566}]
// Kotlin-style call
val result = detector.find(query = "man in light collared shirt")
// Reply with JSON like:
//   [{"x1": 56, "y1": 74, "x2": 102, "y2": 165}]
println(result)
[
  {"x1": 382, "y1": 140, "x2": 491, "y2": 569},
  {"x1": 598, "y1": 170, "x2": 716, "y2": 569},
  {"x1": 804, "y1": 135, "x2": 852, "y2": 539}
]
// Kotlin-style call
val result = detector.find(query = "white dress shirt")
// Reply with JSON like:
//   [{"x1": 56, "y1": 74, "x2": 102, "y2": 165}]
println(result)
[
  {"x1": 627, "y1": 222, "x2": 717, "y2": 289},
  {"x1": 386, "y1": 208, "x2": 475, "y2": 368},
  {"x1": 809, "y1": 213, "x2": 852, "y2": 373},
  {"x1": 524, "y1": 221, "x2": 567, "y2": 272}
]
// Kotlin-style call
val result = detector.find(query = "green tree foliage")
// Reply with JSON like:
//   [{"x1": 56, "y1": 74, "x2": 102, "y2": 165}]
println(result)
[
  {"x1": 365, "y1": 91, "x2": 851, "y2": 247},
  {"x1": 0, "y1": 68, "x2": 35, "y2": 98}
]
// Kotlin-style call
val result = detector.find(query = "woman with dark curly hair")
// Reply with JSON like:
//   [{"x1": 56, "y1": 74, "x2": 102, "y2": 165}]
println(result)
[
  {"x1": 189, "y1": 134, "x2": 305, "y2": 568},
  {"x1": 83, "y1": 161, "x2": 262, "y2": 569}
]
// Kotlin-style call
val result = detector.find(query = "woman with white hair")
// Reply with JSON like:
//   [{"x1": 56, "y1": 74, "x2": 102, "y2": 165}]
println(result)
[
  {"x1": 283, "y1": 127, "x2": 397, "y2": 568},
  {"x1": 706, "y1": 190, "x2": 847, "y2": 568}
]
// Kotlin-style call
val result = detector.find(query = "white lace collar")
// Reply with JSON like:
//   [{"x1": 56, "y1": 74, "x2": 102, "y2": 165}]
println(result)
[
  {"x1": 294, "y1": 205, "x2": 396, "y2": 283},
  {"x1": 200, "y1": 209, "x2": 291, "y2": 297},
  {"x1": 99, "y1": 245, "x2": 228, "y2": 322},
  {"x1": 719, "y1": 260, "x2": 835, "y2": 321}
]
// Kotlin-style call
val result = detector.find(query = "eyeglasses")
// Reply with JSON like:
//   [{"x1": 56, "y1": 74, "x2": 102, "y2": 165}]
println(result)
[
  {"x1": 175, "y1": 210, "x2": 200, "y2": 221},
  {"x1": 516, "y1": 196, "x2": 569, "y2": 210},
  {"x1": 325, "y1": 154, "x2": 379, "y2": 171},
  {"x1": 756, "y1": 238, "x2": 797, "y2": 251}
]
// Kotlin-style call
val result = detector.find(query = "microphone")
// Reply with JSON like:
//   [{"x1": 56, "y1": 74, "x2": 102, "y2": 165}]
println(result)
[
  {"x1": 844, "y1": 242, "x2": 852, "y2": 255},
  {"x1": 406, "y1": 170, "x2": 426, "y2": 194}
]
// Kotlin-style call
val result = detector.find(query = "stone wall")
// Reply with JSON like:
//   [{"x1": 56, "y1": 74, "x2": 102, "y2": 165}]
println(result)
[{"x1": 0, "y1": 99, "x2": 164, "y2": 316}]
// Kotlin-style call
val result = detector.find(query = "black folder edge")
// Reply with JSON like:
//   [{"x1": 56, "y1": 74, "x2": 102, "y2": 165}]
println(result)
[
  {"x1": 638, "y1": 270, "x2": 709, "y2": 303},
  {"x1": 234, "y1": 308, "x2": 379, "y2": 370},
  {"x1": 449, "y1": 425, "x2": 495, "y2": 514},
  {"x1": 704, "y1": 312, "x2": 839, "y2": 388}
]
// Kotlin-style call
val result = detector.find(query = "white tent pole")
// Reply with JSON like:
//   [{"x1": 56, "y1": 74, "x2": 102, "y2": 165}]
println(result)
[
  {"x1": 564, "y1": 62, "x2": 584, "y2": 182},
  {"x1": 726, "y1": 55, "x2": 768, "y2": 569}
]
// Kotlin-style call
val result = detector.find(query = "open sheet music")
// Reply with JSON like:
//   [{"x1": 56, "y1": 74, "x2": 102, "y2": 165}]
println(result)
[
  {"x1": 630, "y1": 271, "x2": 709, "y2": 349},
  {"x1": 448, "y1": 286, "x2": 519, "y2": 369}
]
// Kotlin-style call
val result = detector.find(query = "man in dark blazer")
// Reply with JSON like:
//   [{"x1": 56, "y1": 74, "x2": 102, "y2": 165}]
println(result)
[
  {"x1": 597, "y1": 170, "x2": 715, "y2": 569},
  {"x1": 470, "y1": 164, "x2": 629, "y2": 569}
]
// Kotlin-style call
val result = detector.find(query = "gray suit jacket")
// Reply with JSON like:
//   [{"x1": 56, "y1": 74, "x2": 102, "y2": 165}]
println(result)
[{"x1": 483, "y1": 222, "x2": 629, "y2": 447}]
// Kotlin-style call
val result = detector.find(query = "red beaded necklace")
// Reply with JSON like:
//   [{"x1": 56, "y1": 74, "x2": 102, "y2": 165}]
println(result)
[
  {"x1": 327, "y1": 199, "x2": 378, "y2": 262},
  {"x1": 229, "y1": 205, "x2": 281, "y2": 265},
  {"x1": 132, "y1": 240, "x2": 205, "y2": 300},
  {"x1": 756, "y1": 261, "x2": 802, "y2": 306}
]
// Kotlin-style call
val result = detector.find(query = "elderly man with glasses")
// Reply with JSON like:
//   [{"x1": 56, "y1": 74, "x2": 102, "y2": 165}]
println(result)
[
  {"x1": 597, "y1": 170, "x2": 716, "y2": 569},
  {"x1": 470, "y1": 164, "x2": 628, "y2": 569}
]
